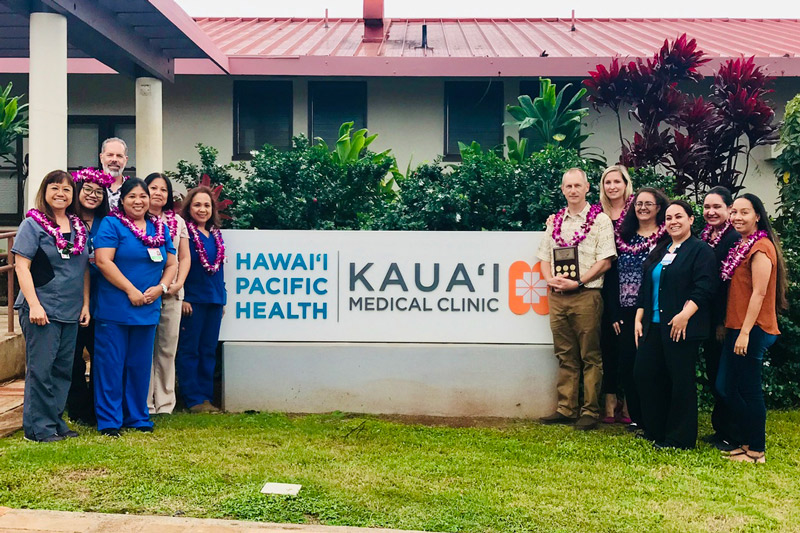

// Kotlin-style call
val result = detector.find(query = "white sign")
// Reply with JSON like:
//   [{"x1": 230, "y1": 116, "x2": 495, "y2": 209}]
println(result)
[{"x1": 220, "y1": 230, "x2": 553, "y2": 344}]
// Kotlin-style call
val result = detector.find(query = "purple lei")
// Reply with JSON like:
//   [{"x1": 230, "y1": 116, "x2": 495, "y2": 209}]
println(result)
[
  {"x1": 612, "y1": 195, "x2": 635, "y2": 236},
  {"x1": 71, "y1": 168, "x2": 115, "y2": 188},
  {"x1": 110, "y1": 208, "x2": 166, "y2": 247},
  {"x1": 552, "y1": 203, "x2": 604, "y2": 247},
  {"x1": 186, "y1": 220, "x2": 225, "y2": 274},
  {"x1": 700, "y1": 221, "x2": 732, "y2": 249},
  {"x1": 26, "y1": 209, "x2": 87, "y2": 255},
  {"x1": 162, "y1": 210, "x2": 179, "y2": 240},
  {"x1": 720, "y1": 230, "x2": 769, "y2": 281},
  {"x1": 616, "y1": 225, "x2": 666, "y2": 255}
]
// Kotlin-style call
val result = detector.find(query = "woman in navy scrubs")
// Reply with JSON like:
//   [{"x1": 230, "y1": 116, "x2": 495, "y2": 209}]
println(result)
[
  {"x1": 14, "y1": 170, "x2": 90, "y2": 442},
  {"x1": 176, "y1": 186, "x2": 227, "y2": 413},
  {"x1": 66, "y1": 169, "x2": 111, "y2": 426},
  {"x1": 94, "y1": 178, "x2": 177, "y2": 436}
]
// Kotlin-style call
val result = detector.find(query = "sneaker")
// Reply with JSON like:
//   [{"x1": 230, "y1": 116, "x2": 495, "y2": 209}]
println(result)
[
  {"x1": 58, "y1": 429, "x2": 80, "y2": 438},
  {"x1": 100, "y1": 428, "x2": 121, "y2": 438},
  {"x1": 574, "y1": 415, "x2": 599, "y2": 431},
  {"x1": 134, "y1": 426, "x2": 154, "y2": 433},
  {"x1": 539, "y1": 412, "x2": 577, "y2": 425},
  {"x1": 202, "y1": 401, "x2": 221, "y2": 413}
]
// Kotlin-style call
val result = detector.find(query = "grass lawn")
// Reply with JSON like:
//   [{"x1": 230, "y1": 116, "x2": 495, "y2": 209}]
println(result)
[{"x1": 1, "y1": 410, "x2": 799, "y2": 533}]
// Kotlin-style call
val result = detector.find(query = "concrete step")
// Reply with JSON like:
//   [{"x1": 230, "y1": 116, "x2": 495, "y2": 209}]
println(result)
[{"x1": 0, "y1": 378, "x2": 23, "y2": 438}]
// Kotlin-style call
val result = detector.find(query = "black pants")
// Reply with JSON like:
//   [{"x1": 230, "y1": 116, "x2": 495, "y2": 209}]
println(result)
[
  {"x1": 634, "y1": 323, "x2": 700, "y2": 449},
  {"x1": 617, "y1": 307, "x2": 642, "y2": 425},
  {"x1": 66, "y1": 318, "x2": 96, "y2": 425},
  {"x1": 600, "y1": 305, "x2": 619, "y2": 395},
  {"x1": 702, "y1": 335, "x2": 738, "y2": 443}
]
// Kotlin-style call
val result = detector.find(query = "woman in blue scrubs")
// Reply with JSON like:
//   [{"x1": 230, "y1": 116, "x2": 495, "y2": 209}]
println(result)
[
  {"x1": 66, "y1": 169, "x2": 112, "y2": 426},
  {"x1": 176, "y1": 186, "x2": 227, "y2": 413},
  {"x1": 94, "y1": 178, "x2": 177, "y2": 437}
]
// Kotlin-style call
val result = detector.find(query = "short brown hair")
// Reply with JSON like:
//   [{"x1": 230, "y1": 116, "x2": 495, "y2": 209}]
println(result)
[
  {"x1": 181, "y1": 186, "x2": 220, "y2": 230},
  {"x1": 34, "y1": 170, "x2": 76, "y2": 220}
]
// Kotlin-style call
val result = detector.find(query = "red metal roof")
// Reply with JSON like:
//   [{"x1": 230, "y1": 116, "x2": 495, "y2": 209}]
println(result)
[{"x1": 187, "y1": 17, "x2": 800, "y2": 77}]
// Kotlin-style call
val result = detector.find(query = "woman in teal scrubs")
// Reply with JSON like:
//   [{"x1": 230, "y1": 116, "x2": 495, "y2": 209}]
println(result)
[{"x1": 93, "y1": 178, "x2": 177, "y2": 437}]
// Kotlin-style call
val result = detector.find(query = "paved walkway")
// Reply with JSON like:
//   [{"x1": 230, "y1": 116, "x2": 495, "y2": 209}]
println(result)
[
  {"x1": 0, "y1": 379, "x2": 23, "y2": 438},
  {"x1": 0, "y1": 508, "x2": 436, "y2": 533}
]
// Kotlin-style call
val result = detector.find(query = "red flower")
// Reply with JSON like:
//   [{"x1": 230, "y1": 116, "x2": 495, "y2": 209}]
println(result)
[{"x1": 200, "y1": 173, "x2": 234, "y2": 220}]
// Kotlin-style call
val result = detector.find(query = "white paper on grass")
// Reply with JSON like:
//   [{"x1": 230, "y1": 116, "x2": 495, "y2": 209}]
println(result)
[{"x1": 260, "y1": 482, "x2": 302, "y2": 496}]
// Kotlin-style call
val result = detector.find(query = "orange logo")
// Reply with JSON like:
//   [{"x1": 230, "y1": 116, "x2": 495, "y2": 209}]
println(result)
[{"x1": 509, "y1": 261, "x2": 549, "y2": 315}]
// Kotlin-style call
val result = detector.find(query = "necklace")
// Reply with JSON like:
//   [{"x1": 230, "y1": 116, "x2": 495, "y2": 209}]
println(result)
[
  {"x1": 161, "y1": 210, "x2": 179, "y2": 240},
  {"x1": 720, "y1": 230, "x2": 768, "y2": 281},
  {"x1": 552, "y1": 203, "x2": 603, "y2": 247},
  {"x1": 110, "y1": 208, "x2": 166, "y2": 247},
  {"x1": 186, "y1": 220, "x2": 225, "y2": 274},
  {"x1": 26, "y1": 209, "x2": 87, "y2": 255},
  {"x1": 616, "y1": 225, "x2": 666, "y2": 255},
  {"x1": 700, "y1": 221, "x2": 732, "y2": 249}
]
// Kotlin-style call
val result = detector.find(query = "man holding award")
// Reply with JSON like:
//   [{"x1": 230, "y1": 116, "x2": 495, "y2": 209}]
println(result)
[{"x1": 537, "y1": 168, "x2": 617, "y2": 430}]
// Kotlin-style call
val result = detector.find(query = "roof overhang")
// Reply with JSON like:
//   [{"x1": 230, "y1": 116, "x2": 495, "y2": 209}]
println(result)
[{"x1": 0, "y1": 0, "x2": 229, "y2": 82}]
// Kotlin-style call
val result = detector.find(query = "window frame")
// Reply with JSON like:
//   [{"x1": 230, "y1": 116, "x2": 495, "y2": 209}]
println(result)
[
  {"x1": 443, "y1": 80, "x2": 505, "y2": 162},
  {"x1": 67, "y1": 115, "x2": 136, "y2": 173},
  {"x1": 232, "y1": 80, "x2": 294, "y2": 160},
  {"x1": 308, "y1": 81, "x2": 368, "y2": 148}
]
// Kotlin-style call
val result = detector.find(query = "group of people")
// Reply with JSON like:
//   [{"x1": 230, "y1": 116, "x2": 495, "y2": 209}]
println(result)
[
  {"x1": 14, "y1": 137, "x2": 227, "y2": 442},
  {"x1": 537, "y1": 166, "x2": 786, "y2": 463}
]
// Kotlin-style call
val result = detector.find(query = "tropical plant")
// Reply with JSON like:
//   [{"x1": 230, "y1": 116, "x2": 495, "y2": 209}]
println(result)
[
  {"x1": 505, "y1": 136, "x2": 528, "y2": 165},
  {"x1": 0, "y1": 82, "x2": 28, "y2": 165},
  {"x1": 505, "y1": 78, "x2": 590, "y2": 152},
  {"x1": 584, "y1": 35, "x2": 779, "y2": 200}
]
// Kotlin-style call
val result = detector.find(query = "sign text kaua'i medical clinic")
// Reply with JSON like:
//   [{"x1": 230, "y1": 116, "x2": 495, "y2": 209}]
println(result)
[{"x1": 220, "y1": 230, "x2": 553, "y2": 344}]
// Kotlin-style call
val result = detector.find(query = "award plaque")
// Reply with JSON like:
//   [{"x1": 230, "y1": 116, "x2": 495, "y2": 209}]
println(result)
[{"x1": 553, "y1": 246, "x2": 580, "y2": 280}]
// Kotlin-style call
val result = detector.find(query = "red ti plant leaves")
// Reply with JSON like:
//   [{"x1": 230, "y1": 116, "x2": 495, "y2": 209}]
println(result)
[
  {"x1": 714, "y1": 56, "x2": 773, "y2": 98},
  {"x1": 584, "y1": 57, "x2": 630, "y2": 112},
  {"x1": 199, "y1": 173, "x2": 234, "y2": 220},
  {"x1": 653, "y1": 34, "x2": 710, "y2": 82}
]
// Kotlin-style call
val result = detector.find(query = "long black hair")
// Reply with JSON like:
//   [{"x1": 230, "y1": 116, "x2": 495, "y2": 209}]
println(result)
[
  {"x1": 736, "y1": 193, "x2": 788, "y2": 313},
  {"x1": 144, "y1": 172, "x2": 175, "y2": 211},
  {"x1": 643, "y1": 200, "x2": 694, "y2": 270},
  {"x1": 618, "y1": 187, "x2": 669, "y2": 244}
]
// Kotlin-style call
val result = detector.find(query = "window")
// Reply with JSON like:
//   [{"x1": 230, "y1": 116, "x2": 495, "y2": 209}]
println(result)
[
  {"x1": 67, "y1": 116, "x2": 136, "y2": 172},
  {"x1": 309, "y1": 82, "x2": 367, "y2": 148},
  {"x1": 234, "y1": 81, "x2": 293, "y2": 158},
  {"x1": 444, "y1": 81, "x2": 504, "y2": 159}
]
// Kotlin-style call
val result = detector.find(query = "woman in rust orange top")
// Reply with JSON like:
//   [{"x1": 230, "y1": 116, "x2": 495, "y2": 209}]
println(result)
[{"x1": 716, "y1": 193, "x2": 787, "y2": 464}]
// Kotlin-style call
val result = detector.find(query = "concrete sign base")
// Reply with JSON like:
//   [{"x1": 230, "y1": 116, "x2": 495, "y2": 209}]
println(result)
[{"x1": 223, "y1": 342, "x2": 558, "y2": 419}]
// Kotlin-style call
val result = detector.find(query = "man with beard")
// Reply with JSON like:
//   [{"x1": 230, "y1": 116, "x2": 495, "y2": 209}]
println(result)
[{"x1": 99, "y1": 138, "x2": 129, "y2": 209}]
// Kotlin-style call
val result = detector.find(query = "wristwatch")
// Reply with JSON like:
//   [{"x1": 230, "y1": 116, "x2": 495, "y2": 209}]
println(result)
[
  {"x1": 161, "y1": 283, "x2": 168, "y2": 294},
  {"x1": 576, "y1": 281, "x2": 585, "y2": 290}
]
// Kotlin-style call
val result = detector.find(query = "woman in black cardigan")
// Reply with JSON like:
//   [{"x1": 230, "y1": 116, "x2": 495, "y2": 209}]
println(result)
[{"x1": 633, "y1": 200, "x2": 717, "y2": 449}]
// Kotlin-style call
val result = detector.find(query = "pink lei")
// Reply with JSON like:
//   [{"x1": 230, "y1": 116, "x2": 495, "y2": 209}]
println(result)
[
  {"x1": 612, "y1": 195, "x2": 635, "y2": 236},
  {"x1": 26, "y1": 209, "x2": 87, "y2": 255},
  {"x1": 71, "y1": 168, "x2": 115, "y2": 188},
  {"x1": 552, "y1": 203, "x2": 604, "y2": 247},
  {"x1": 186, "y1": 220, "x2": 225, "y2": 274},
  {"x1": 700, "y1": 221, "x2": 732, "y2": 249},
  {"x1": 720, "y1": 230, "x2": 769, "y2": 281},
  {"x1": 162, "y1": 210, "x2": 179, "y2": 240},
  {"x1": 110, "y1": 208, "x2": 166, "y2": 247},
  {"x1": 616, "y1": 225, "x2": 666, "y2": 255}
]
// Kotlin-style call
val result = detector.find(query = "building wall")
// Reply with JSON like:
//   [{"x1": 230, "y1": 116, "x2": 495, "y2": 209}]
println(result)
[{"x1": 1, "y1": 72, "x2": 798, "y2": 213}]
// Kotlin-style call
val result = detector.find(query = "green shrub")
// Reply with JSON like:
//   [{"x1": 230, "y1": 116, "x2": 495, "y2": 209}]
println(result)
[
  {"x1": 233, "y1": 136, "x2": 396, "y2": 230},
  {"x1": 768, "y1": 94, "x2": 800, "y2": 408}
]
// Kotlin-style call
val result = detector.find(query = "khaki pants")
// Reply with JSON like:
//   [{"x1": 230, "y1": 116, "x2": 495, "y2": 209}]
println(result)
[
  {"x1": 148, "y1": 295, "x2": 181, "y2": 414},
  {"x1": 548, "y1": 289, "x2": 604, "y2": 419}
]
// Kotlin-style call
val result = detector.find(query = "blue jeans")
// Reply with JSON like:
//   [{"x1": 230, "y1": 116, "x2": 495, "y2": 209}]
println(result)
[{"x1": 716, "y1": 326, "x2": 777, "y2": 453}]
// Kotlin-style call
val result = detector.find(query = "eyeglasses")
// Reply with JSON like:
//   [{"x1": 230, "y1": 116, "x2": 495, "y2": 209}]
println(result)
[
  {"x1": 635, "y1": 201, "x2": 656, "y2": 208},
  {"x1": 81, "y1": 186, "x2": 104, "y2": 198}
]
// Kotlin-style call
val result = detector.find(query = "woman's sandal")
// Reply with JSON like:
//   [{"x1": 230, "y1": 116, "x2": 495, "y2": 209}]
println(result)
[
  {"x1": 722, "y1": 447, "x2": 748, "y2": 457},
  {"x1": 726, "y1": 450, "x2": 766, "y2": 463}
]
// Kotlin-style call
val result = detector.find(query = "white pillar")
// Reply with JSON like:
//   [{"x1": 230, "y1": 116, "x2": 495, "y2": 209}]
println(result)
[
  {"x1": 135, "y1": 77, "x2": 163, "y2": 177},
  {"x1": 27, "y1": 12, "x2": 68, "y2": 206}
]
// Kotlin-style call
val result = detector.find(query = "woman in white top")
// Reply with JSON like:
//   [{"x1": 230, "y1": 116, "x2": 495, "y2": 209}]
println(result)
[{"x1": 144, "y1": 172, "x2": 191, "y2": 414}]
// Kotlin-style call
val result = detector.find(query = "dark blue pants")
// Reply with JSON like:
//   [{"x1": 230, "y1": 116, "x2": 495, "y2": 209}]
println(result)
[
  {"x1": 176, "y1": 303, "x2": 223, "y2": 409},
  {"x1": 19, "y1": 308, "x2": 78, "y2": 440},
  {"x1": 93, "y1": 321, "x2": 157, "y2": 431},
  {"x1": 716, "y1": 326, "x2": 777, "y2": 453}
]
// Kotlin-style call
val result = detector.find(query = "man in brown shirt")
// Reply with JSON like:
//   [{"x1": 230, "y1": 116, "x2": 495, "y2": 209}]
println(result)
[{"x1": 537, "y1": 168, "x2": 617, "y2": 430}]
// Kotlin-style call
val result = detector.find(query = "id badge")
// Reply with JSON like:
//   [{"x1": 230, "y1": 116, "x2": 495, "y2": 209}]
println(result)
[
  {"x1": 148, "y1": 247, "x2": 164, "y2": 262},
  {"x1": 59, "y1": 249, "x2": 71, "y2": 260},
  {"x1": 661, "y1": 252, "x2": 677, "y2": 266}
]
